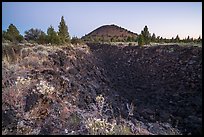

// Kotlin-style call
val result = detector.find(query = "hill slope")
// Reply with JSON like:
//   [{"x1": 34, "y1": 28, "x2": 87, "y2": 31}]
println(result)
[{"x1": 82, "y1": 24, "x2": 138, "y2": 42}]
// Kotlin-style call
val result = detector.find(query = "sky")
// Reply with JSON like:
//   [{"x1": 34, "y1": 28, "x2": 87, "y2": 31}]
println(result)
[{"x1": 2, "y1": 2, "x2": 202, "y2": 39}]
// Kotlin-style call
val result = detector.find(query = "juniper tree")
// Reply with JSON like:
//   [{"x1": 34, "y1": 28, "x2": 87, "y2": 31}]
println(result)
[
  {"x1": 58, "y1": 16, "x2": 70, "y2": 44},
  {"x1": 197, "y1": 36, "x2": 202, "y2": 43},
  {"x1": 3, "y1": 24, "x2": 23, "y2": 43},
  {"x1": 156, "y1": 36, "x2": 160, "y2": 43},
  {"x1": 47, "y1": 26, "x2": 60, "y2": 44},
  {"x1": 24, "y1": 28, "x2": 45, "y2": 43},
  {"x1": 151, "y1": 33, "x2": 156, "y2": 43},
  {"x1": 138, "y1": 34, "x2": 144, "y2": 46},
  {"x1": 37, "y1": 31, "x2": 47, "y2": 44},
  {"x1": 190, "y1": 37, "x2": 194, "y2": 43},
  {"x1": 141, "y1": 25, "x2": 151, "y2": 45},
  {"x1": 171, "y1": 37, "x2": 174, "y2": 43},
  {"x1": 160, "y1": 37, "x2": 163, "y2": 43},
  {"x1": 187, "y1": 36, "x2": 190, "y2": 43},
  {"x1": 175, "y1": 35, "x2": 180, "y2": 43}
]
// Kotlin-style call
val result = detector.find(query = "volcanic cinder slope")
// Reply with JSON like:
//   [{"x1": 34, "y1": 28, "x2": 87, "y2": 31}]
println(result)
[{"x1": 82, "y1": 24, "x2": 138, "y2": 42}]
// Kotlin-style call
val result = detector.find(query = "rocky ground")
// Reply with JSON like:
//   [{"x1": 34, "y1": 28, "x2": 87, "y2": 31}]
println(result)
[
  {"x1": 2, "y1": 43, "x2": 202, "y2": 135},
  {"x1": 88, "y1": 43, "x2": 202, "y2": 135}
]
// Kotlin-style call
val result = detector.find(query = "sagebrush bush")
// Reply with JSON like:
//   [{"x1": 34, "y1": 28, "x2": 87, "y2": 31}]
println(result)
[
  {"x1": 81, "y1": 95, "x2": 139, "y2": 135},
  {"x1": 20, "y1": 47, "x2": 34, "y2": 59}
]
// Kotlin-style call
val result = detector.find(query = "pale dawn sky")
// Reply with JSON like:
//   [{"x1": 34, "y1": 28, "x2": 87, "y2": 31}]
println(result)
[{"x1": 2, "y1": 2, "x2": 202, "y2": 39}]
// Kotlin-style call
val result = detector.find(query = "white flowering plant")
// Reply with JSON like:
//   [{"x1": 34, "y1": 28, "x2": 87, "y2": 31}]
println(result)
[{"x1": 36, "y1": 80, "x2": 55, "y2": 95}]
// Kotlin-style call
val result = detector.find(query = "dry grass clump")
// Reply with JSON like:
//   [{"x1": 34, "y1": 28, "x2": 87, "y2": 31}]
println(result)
[
  {"x1": 20, "y1": 48, "x2": 34, "y2": 59},
  {"x1": 78, "y1": 95, "x2": 142, "y2": 135},
  {"x1": 2, "y1": 44, "x2": 22, "y2": 63},
  {"x1": 84, "y1": 117, "x2": 116, "y2": 135},
  {"x1": 33, "y1": 44, "x2": 46, "y2": 52}
]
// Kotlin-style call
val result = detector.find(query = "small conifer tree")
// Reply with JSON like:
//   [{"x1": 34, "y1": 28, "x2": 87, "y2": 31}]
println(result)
[
  {"x1": 58, "y1": 16, "x2": 70, "y2": 44},
  {"x1": 138, "y1": 34, "x2": 144, "y2": 46}
]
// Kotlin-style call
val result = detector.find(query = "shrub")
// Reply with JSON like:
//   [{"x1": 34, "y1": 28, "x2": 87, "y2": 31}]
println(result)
[
  {"x1": 47, "y1": 26, "x2": 60, "y2": 44},
  {"x1": 2, "y1": 24, "x2": 24, "y2": 43},
  {"x1": 24, "y1": 28, "x2": 46, "y2": 43},
  {"x1": 20, "y1": 47, "x2": 34, "y2": 59},
  {"x1": 71, "y1": 36, "x2": 83, "y2": 45},
  {"x1": 138, "y1": 35, "x2": 144, "y2": 46}
]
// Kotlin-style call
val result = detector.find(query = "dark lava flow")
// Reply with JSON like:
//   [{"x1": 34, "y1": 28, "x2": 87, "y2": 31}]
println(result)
[{"x1": 87, "y1": 43, "x2": 202, "y2": 135}]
